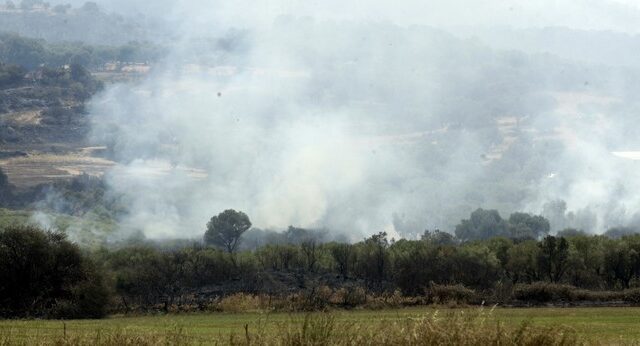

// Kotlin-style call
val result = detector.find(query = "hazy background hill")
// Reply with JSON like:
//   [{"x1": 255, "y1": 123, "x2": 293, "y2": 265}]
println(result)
[{"x1": 0, "y1": 1, "x2": 162, "y2": 45}]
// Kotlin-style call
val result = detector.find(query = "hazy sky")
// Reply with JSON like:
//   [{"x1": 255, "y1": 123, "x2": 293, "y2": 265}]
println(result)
[{"x1": 59, "y1": 0, "x2": 640, "y2": 33}]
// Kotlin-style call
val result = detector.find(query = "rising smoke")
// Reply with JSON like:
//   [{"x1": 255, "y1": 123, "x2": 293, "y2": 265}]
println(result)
[{"x1": 84, "y1": 0, "x2": 640, "y2": 239}]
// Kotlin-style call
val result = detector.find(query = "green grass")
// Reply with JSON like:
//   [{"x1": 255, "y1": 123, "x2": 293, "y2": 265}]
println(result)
[
  {"x1": 0, "y1": 307, "x2": 639, "y2": 344},
  {"x1": 0, "y1": 208, "x2": 32, "y2": 228},
  {"x1": 0, "y1": 208, "x2": 117, "y2": 247}
]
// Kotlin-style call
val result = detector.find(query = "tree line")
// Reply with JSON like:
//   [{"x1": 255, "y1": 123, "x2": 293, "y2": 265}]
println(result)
[
  {"x1": 5, "y1": 208, "x2": 640, "y2": 318},
  {"x1": 0, "y1": 32, "x2": 163, "y2": 70}
]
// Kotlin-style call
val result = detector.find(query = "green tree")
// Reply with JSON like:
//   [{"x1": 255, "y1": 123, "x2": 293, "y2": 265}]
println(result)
[
  {"x1": 204, "y1": 209, "x2": 251, "y2": 253},
  {"x1": 506, "y1": 240, "x2": 540, "y2": 283},
  {"x1": 355, "y1": 232, "x2": 390, "y2": 286},
  {"x1": 508, "y1": 212, "x2": 550, "y2": 239},
  {"x1": 455, "y1": 208, "x2": 508, "y2": 242},
  {"x1": 329, "y1": 243, "x2": 354, "y2": 278},
  {"x1": 391, "y1": 240, "x2": 439, "y2": 295},
  {"x1": 537, "y1": 236, "x2": 569, "y2": 283},
  {"x1": 565, "y1": 234, "x2": 604, "y2": 288},
  {"x1": 422, "y1": 229, "x2": 457, "y2": 245},
  {"x1": 0, "y1": 225, "x2": 109, "y2": 318}
]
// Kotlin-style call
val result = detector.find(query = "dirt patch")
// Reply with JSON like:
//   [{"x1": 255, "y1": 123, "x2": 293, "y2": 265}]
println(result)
[
  {"x1": 1, "y1": 109, "x2": 42, "y2": 125},
  {"x1": 0, "y1": 151, "x2": 116, "y2": 188}
]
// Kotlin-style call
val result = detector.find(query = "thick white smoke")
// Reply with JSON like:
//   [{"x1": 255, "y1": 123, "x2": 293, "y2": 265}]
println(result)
[{"x1": 86, "y1": 0, "x2": 640, "y2": 238}]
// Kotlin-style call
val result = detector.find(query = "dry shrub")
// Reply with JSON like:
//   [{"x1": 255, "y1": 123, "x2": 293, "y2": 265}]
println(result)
[
  {"x1": 382, "y1": 289, "x2": 404, "y2": 307},
  {"x1": 513, "y1": 282, "x2": 577, "y2": 303},
  {"x1": 361, "y1": 290, "x2": 405, "y2": 310},
  {"x1": 330, "y1": 286, "x2": 367, "y2": 307},
  {"x1": 217, "y1": 293, "x2": 265, "y2": 313},
  {"x1": 297, "y1": 286, "x2": 334, "y2": 311},
  {"x1": 491, "y1": 281, "x2": 515, "y2": 303},
  {"x1": 426, "y1": 283, "x2": 477, "y2": 305}
]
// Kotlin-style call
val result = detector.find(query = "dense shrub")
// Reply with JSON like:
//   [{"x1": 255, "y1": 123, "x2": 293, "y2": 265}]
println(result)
[
  {"x1": 513, "y1": 282, "x2": 577, "y2": 302},
  {"x1": 621, "y1": 288, "x2": 640, "y2": 303},
  {"x1": 0, "y1": 225, "x2": 110, "y2": 318}
]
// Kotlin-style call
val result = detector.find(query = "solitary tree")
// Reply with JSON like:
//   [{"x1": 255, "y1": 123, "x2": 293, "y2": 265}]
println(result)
[{"x1": 204, "y1": 209, "x2": 251, "y2": 253}]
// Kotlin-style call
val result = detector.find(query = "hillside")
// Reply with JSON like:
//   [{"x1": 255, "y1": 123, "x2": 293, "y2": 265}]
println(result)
[{"x1": 0, "y1": 2, "x2": 154, "y2": 45}]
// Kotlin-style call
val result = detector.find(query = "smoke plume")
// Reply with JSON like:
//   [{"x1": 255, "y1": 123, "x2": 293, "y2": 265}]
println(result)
[{"x1": 85, "y1": 0, "x2": 640, "y2": 238}]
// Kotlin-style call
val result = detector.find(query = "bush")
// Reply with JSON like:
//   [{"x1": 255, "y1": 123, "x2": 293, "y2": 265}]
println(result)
[
  {"x1": 296, "y1": 285, "x2": 333, "y2": 311},
  {"x1": 513, "y1": 282, "x2": 577, "y2": 303},
  {"x1": 622, "y1": 288, "x2": 640, "y2": 304},
  {"x1": 332, "y1": 286, "x2": 367, "y2": 307},
  {"x1": 0, "y1": 224, "x2": 110, "y2": 318},
  {"x1": 217, "y1": 293, "x2": 264, "y2": 313},
  {"x1": 425, "y1": 283, "x2": 477, "y2": 305}
]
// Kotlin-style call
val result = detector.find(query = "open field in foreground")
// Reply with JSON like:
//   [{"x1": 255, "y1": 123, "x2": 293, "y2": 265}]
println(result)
[{"x1": 1, "y1": 307, "x2": 640, "y2": 345}]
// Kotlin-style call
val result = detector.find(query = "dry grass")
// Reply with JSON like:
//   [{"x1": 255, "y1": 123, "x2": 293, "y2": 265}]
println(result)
[
  {"x1": 0, "y1": 308, "x2": 584, "y2": 346},
  {"x1": 0, "y1": 327, "x2": 189, "y2": 346},
  {"x1": 232, "y1": 308, "x2": 581, "y2": 346}
]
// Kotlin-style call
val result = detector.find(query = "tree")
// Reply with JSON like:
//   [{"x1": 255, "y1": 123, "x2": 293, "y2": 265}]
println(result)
[
  {"x1": 421, "y1": 229, "x2": 457, "y2": 245},
  {"x1": 329, "y1": 243, "x2": 353, "y2": 278},
  {"x1": 204, "y1": 209, "x2": 251, "y2": 254},
  {"x1": 557, "y1": 228, "x2": 587, "y2": 238},
  {"x1": 508, "y1": 212, "x2": 550, "y2": 240},
  {"x1": 355, "y1": 232, "x2": 389, "y2": 286},
  {"x1": 391, "y1": 240, "x2": 439, "y2": 295},
  {"x1": 506, "y1": 240, "x2": 540, "y2": 283},
  {"x1": 455, "y1": 208, "x2": 509, "y2": 242},
  {"x1": 604, "y1": 227, "x2": 639, "y2": 239},
  {"x1": 0, "y1": 225, "x2": 109, "y2": 318},
  {"x1": 565, "y1": 234, "x2": 604, "y2": 288},
  {"x1": 301, "y1": 239, "x2": 318, "y2": 272},
  {"x1": 537, "y1": 236, "x2": 569, "y2": 283}
]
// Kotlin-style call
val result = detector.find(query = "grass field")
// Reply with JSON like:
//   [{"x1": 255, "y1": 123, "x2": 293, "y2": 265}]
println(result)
[
  {"x1": 1, "y1": 307, "x2": 640, "y2": 345},
  {"x1": 0, "y1": 208, "x2": 117, "y2": 247}
]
